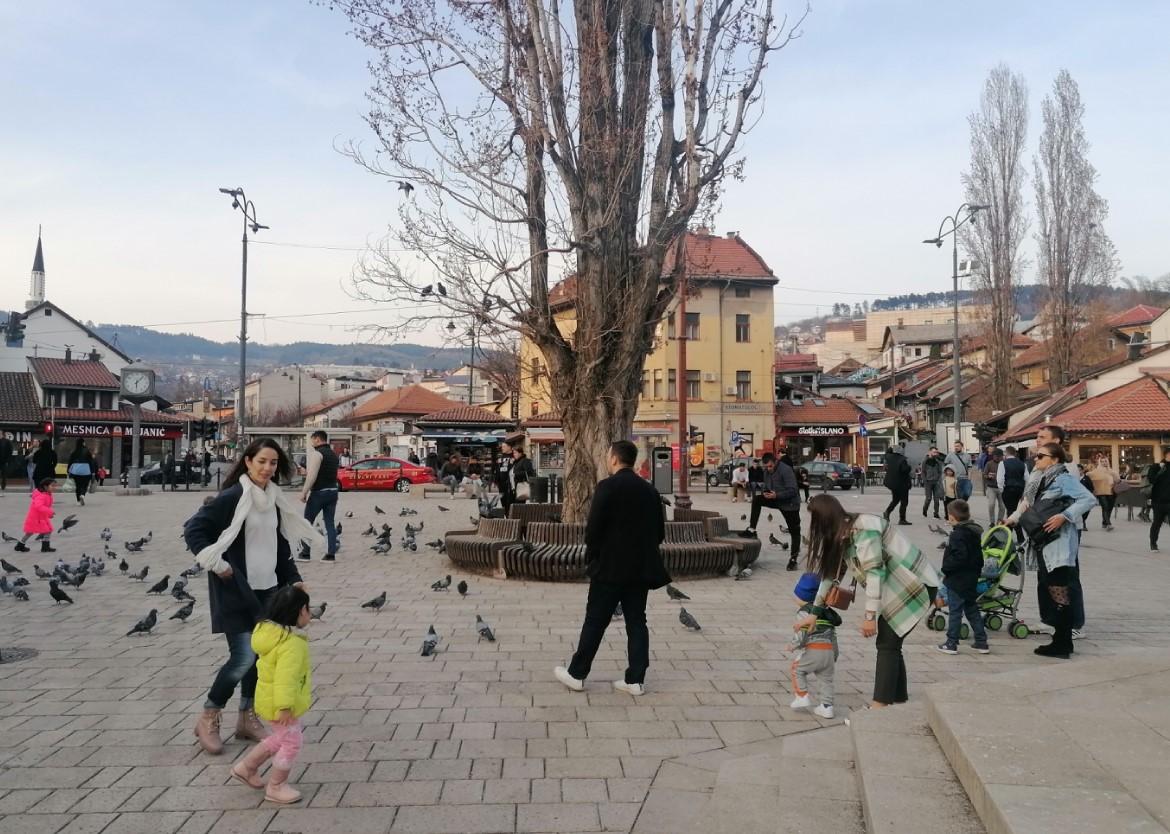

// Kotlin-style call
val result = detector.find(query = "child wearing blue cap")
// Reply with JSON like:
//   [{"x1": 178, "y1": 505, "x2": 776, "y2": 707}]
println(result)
[{"x1": 790, "y1": 572, "x2": 840, "y2": 719}]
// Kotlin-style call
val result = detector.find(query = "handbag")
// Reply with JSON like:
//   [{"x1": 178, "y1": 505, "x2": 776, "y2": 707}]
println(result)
[
  {"x1": 824, "y1": 558, "x2": 855, "y2": 610},
  {"x1": 957, "y1": 477, "x2": 973, "y2": 500},
  {"x1": 514, "y1": 481, "x2": 531, "y2": 501},
  {"x1": 68, "y1": 462, "x2": 92, "y2": 477},
  {"x1": 1018, "y1": 495, "x2": 1074, "y2": 546}
]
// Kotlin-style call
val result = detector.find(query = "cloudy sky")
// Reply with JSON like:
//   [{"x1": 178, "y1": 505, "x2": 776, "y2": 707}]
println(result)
[{"x1": 2, "y1": 0, "x2": 1166, "y2": 345}]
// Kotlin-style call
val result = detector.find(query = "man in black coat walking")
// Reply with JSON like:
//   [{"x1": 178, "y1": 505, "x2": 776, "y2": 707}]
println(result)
[
  {"x1": 883, "y1": 443, "x2": 913, "y2": 525},
  {"x1": 556, "y1": 440, "x2": 669, "y2": 696},
  {"x1": 1147, "y1": 446, "x2": 1170, "y2": 552}
]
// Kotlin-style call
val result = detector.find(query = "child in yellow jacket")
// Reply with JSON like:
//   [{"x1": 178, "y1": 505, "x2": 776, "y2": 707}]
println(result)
[{"x1": 230, "y1": 585, "x2": 313, "y2": 804}]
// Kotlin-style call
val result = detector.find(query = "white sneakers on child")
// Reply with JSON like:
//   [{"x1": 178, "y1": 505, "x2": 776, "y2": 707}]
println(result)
[
  {"x1": 813, "y1": 704, "x2": 834, "y2": 719},
  {"x1": 789, "y1": 694, "x2": 812, "y2": 710},
  {"x1": 791, "y1": 694, "x2": 833, "y2": 718}
]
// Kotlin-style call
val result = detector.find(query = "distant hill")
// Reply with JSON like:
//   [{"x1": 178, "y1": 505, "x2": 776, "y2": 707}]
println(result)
[{"x1": 89, "y1": 324, "x2": 468, "y2": 371}]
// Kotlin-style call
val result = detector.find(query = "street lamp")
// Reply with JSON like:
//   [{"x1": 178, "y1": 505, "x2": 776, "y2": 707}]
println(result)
[
  {"x1": 218, "y1": 187, "x2": 268, "y2": 450},
  {"x1": 922, "y1": 203, "x2": 989, "y2": 443}
]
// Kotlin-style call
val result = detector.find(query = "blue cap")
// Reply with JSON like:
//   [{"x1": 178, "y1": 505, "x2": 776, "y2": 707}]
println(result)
[{"x1": 794, "y1": 572, "x2": 820, "y2": 602}]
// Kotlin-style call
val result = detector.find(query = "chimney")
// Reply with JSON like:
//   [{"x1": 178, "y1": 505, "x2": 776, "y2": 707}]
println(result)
[
  {"x1": 63, "y1": 346, "x2": 72, "y2": 364},
  {"x1": 897, "y1": 318, "x2": 904, "y2": 329},
  {"x1": 88, "y1": 349, "x2": 100, "y2": 362},
  {"x1": 695, "y1": 225, "x2": 710, "y2": 236},
  {"x1": 725, "y1": 230, "x2": 738, "y2": 239}
]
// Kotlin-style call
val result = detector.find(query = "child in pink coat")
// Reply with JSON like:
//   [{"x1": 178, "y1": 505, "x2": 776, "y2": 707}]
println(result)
[{"x1": 16, "y1": 478, "x2": 56, "y2": 553}]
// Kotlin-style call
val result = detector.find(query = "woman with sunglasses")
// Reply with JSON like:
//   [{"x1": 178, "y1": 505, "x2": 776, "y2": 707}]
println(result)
[{"x1": 1003, "y1": 443, "x2": 1095, "y2": 658}]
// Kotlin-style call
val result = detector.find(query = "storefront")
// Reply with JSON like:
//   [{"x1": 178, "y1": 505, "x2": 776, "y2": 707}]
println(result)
[
  {"x1": 51, "y1": 411, "x2": 186, "y2": 476},
  {"x1": 521, "y1": 412, "x2": 565, "y2": 474},
  {"x1": 776, "y1": 397, "x2": 903, "y2": 470},
  {"x1": 413, "y1": 406, "x2": 516, "y2": 476}
]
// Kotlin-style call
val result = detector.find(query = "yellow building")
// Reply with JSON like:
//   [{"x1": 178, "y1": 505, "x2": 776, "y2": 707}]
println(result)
[{"x1": 519, "y1": 229, "x2": 778, "y2": 471}]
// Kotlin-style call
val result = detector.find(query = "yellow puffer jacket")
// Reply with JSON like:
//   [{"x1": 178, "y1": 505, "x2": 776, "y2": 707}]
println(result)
[{"x1": 252, "y1": 621, "x2": 312, "y2": 720}]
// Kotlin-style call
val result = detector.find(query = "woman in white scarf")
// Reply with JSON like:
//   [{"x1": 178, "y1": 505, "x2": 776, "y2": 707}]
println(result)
[{"x1": 183, "y1": 438, "x2": 324, "y2": 755}]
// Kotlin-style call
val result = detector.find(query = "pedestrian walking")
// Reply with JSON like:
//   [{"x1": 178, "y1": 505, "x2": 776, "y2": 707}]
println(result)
[
  {"x1": 945, "y1": 441, "x2": 972, "y2": 500},
  {"x1": 25, "y1": 445, "x2": 37, "y2": 491},
  {"x1": 1087, "y1": 455, "x2": 1119, "y2": 530},
  {"x1": 509, "y1": 441, "x2": 536, "y2": 504},
  {"x1": 494, "y1": 441, "x2": 514, "y2": 514},
  {"x1": 182, "y1": 437, "x2": 322, "y2": 755},
  {"x1": 14, "y1": 477, "x2": 57, "y2": 553},
  {"x1": 983, "y1": 449, "x2": 1006, "y2": 526},
  {"x1": 163, "y1": 450, "x2": 177, "y2": 491},
  {"x1": 66, "y1": 439, "x2": 95, "y2": 505},
  {"x1": 882, "y1": 443, "x2": 912, "y2": 525},
  {"x1": 738, "y1": 452, "x2": 802, "y2": 570},
  {"x1": 229, "y1": 585, "x2": 314, "y2": 804},
  {"x1": 921, "y1": 446, "x2": 944, "y2": 518},
  {"x1": 300, "y1": 431, "x2": 340, "y2": 563},
  {"x1": 997, "y1": 446, "x2": 1027, "y2": 516},
  {"x1": 31, "y1": 437, "x2": 56, "y2": 490},
  {"x1": 555, "y1": 440, "x2": 669, "y2": 696},
  {"x1": 942, "y1": 466, "x2": 958, "y2": 515},
  {"x1": 202, "y1": 448, "x2": 213, "y2": 486},
  {"x1": 803, "y1": 494, "x2": 940, "y2": 708},
  {"x1": 0, "y1": 433, "x2": 12, "y2": 492},
  {"x1": 183, "y1": 449, "x2": 197, "y2": 490},
  {"x1": 1146, "y1": 447, "x2": 1170, "y2": 552}
]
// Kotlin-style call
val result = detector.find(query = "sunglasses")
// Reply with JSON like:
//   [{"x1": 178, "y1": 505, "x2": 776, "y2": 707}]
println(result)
[{"x1": 1034, "y1": 452, "x2": 1053, "y2": 460}]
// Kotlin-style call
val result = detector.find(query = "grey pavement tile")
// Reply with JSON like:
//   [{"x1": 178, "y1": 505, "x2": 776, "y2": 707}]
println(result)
[
  {"x1": 516, "y1": 802, "x2": 601, "y2": 833},
  {"x1": 269, "y1": 806, "x2": 399, "y2": 833},
  {"x1": 102, "y1": 812, "x2": 194, "y2": 834},
  {"x1": 390, "y1": 803, "x2": 516, "y2": 833}
]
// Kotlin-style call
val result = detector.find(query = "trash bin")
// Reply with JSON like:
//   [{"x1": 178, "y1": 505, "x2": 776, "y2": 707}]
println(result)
[
  {"x1": 652, "y1": 446, "x2": 673, "y2": 495},
  {"x1": 529, "y1": 475, "x2": 549, "y2": 503}
]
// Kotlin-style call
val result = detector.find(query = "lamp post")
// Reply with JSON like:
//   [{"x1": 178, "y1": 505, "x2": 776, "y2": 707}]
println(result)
[
  {"x1": 922, "y1": 203, "x2": 989, "y2": 441},
  {"x1": 218, "y1": 187, "x2": 268, "y2": 451}
]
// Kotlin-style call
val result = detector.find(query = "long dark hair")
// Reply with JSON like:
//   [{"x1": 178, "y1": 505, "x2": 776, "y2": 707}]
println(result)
[
  {"x1": 805, "y1": 494, "x2": 856, "y2": 581},
  {"x1": 221, "y1": 437, "x2": 293, "y2": 490},
  {"x1": 263, "y1": 585, "x2": 310, "y2": 631}
]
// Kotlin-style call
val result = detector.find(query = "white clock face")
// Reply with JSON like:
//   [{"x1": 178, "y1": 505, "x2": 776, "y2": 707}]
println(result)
[{"x1": 125, "y1": 373, "x2": 151, "y2": 395}]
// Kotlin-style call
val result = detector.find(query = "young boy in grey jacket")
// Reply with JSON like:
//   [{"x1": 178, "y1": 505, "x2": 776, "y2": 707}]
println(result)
[{"x1": 790, "y1": 573, "x2": 840, "y2": 719}]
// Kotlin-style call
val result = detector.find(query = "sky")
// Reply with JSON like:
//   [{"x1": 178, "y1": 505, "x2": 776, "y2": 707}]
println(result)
[{"x1": 2, "y1": 0, "x2": 1167, "y2": 345}]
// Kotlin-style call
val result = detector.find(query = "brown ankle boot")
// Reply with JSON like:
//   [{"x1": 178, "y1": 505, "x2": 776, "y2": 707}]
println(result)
[
  {"x1": 194, "y1": 708, "x2": 224, "y2": 754},
  {"x1": 235, "y1": 708, "x2": 269, "y2": 742}
]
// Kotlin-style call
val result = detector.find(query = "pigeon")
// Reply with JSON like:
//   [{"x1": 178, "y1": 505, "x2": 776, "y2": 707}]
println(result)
[
  {"x1": 613, "y1": 601, "x2": 624, "y2": 620},
  {"x1": 58, "y1": 515, "x2": 79, "y2": 533},
  {"x1": 362, "y1": 591, "x2": 387, "y2": 612},
  {"x1": 13, "y1": 576, "x2": 30, "y2": 588},
  {"x1": 66, "y1": 572, "x2": 86, "y2": 590},
  {"x1": 105, "y1": 548, "x2": 117, "y2": 559},
  {"x1": 0, "y1": 576, "x2": 10, "y2": 593},
  {"x1": 666, "y1": 584, "x2": 690, "y2": 601},
  {"x1": 34, "y1": 564, "x2": 51, "y2": 580},
  {"x1": 100, "y1": 527, "x2": 112, "y2": 541},
  {"x1": 129, "y1": 566, "x2": 149, "y2": 582},
  {"x1": 119, "y1": 559, "x2": 129, "y2": 575},
  {"x1": 768, "y1": 533, "x2": 781, "y2": 546},
  {"x1": 335, "y1": 523, "x2": 342, "y2": 535},
  {"x1": 420, "y1": 625, "x2": 440, "y2": 656},
  {"x1": 740, "y1": 514, "x2": 747, "y2": 521},
  {"x1": 169, "y1": 601, "x2": 195, "y2": 622},
  {"x1": 768, "y1": 514, "x2": 774, "y2": 523},
  {"x1": 431, "y1": 575, "x2": 452, "y2": 592},
  {"x1": 661, "y1": 496, "x2": 672, "y2": 507},
  {"x1": 437, "y1": 505, "x2": 450, "y2": 512},
  {"x1": 469, "y1": 516, "x2": 480, "y2": 526},
  {"x1": 475, "y1": 614, "x2": 495, "y2": 642},
  {"x1": 457, "y1": 580, "x2": 468, "y2": 597},
  {"x1": 436, "y1": 282, "x2": 447, "y2": 296},
  {"x1": 929, "y1": 524, "x2": 949, "y2": 536},
  {"x1": 124, "y1": 541, "x2": 143, "y2": 553},
  {"x1": 172, "y1": 585, "x2": 195, "y2": 602},
  {"x1": 309, "y1": 602, "x2": 327, "y2": 620},
  {"x1": 425, "y1": 539, "x2": 444, "y2": 549},
  {"x1": 126, "y1": 609, "x2": 158, "y2": 636},
  {"x1": 146, "y1": 575, "x2": 170, "y2": 595},
  {"x1": 297, "y1": 541, "x2": 310, "y2": 560},
  {"x1": 420, "y1": 283, "x2": 432, "y2": 297},
  {"x1": 679, "y1": 608, "x2": 702, "y2": 630},
  {"x1": 734, "y1": 567, "x2": 753, "y2": 581},
  {"x1": 145, "y1": 531, "x2": 153, "y2": 543},
  {"x1": 361, "y1": 524, "x2": 375, "y2": 537},
  {"x1": 374, "y1": 505, "x2": 386, "y2": 515},
  {"x1": 1, "y1": 558, "x2": 21, "y2": 574},
  {"x1": 13, "y1": 588, "x2": 28, "y2": 601},
  {"x1": 397, "y1": 181, "x2": 414, "y2": 195},
  {"x1": 0, "y1": 531, "x2": 17, "y2": 543},
  {"x1": 371, "y1": 542, "x2": 391, "y2": 555},
  {"x1": 49, "y1": 580, "x2": 73, "y2": 605},
  {"x1": 180, "y1": 564, "x2": 203, "y2": 578}
]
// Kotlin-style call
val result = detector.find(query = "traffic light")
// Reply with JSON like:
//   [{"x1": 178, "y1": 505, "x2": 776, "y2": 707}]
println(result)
[
  {"x1": 43, "y1": 422, "x2": 53, "y2": 436},
  {"x1": 5, "y1": 313, "x2": 25, "y2": 346}
]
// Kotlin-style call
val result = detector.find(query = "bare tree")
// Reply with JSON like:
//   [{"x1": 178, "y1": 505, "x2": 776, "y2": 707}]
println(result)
[
  {"x1": 1034, "y1": 70, "x2": 1119, "y2": 390},
  {"x1": 331, "y1": 0, "x2": 806, "y2": 518},
  {"x1": 960, "y1": 64, "x2": 1028, "y2": 411},
  {"x1": 475, "y1": 336, "x2": 522, "y2": 402}
]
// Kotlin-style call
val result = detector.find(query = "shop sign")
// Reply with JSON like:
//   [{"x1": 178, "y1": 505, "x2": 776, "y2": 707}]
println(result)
[
  {"x1": 795, "y1": 425, "x2": 848, "y2": 436},
  {"x1": 0, "y1": 429, "x2": 34, "y2": 443},
  {"x1": 58, "y1": 423, "x2": 183, "y2": 440}
]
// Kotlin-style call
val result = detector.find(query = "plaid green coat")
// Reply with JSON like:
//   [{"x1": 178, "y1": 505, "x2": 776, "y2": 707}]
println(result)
[{"x1": 847, "y1": 514, "x2": 941, "y2": 637}]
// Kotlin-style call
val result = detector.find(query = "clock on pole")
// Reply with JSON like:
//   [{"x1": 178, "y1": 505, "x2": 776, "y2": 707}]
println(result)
[{"x1": 119, "y1": 365, "x2": 157, "y2": 492}]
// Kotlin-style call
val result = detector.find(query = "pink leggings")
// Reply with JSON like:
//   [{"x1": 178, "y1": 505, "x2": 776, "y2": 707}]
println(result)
[{"x1": 259, "y1": 720, "x2": 303, "y2": 770}]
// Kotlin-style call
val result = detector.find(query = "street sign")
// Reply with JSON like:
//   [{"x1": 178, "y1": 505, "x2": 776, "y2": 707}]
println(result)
[
  {"x1": 859, "y1": 426, "x2": 868, "y2": 437},
  {"x1": 730, "y1": 430, "x2": 740, "y2": 446}
]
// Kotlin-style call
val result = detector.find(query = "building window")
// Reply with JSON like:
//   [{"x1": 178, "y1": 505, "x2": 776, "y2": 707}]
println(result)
[
  {"x1": 736, "y1": 370, "x2": 751, "y2": 401},
  {"x1": 735, "y1": 314, "x2": 750, "y2": 343},
  {"x1": 1108, "y1": 337, "x2": 1116, "y2": 351},
  {"x1": 667, "y1": 369, "x2": 677, "y2": 400},
  {"x1": 685, "y1": 369, "x2": 701, "y2": 400},
  {"x1": 530, "y1": 401, "x2": 541, "y2": 417},
  {"x1": 667, "y1": 313, "x2": 676, "y2": 339},
  {"x1": 1119, "y1": 444, "x2": 1154, "y2": 474},
  {"x1": 1021, "y1": 371, "x2": 1031, "y2": 387},
  {"x1": 530, "y1": 358, "x2": 543, "y2": 382},
  {"x1": 539, "y1": 441, "x2": 565, "y2": 469},
  {"x1": 914, "y1": 347, "x2": 923, "y2": 357},
  {"x1": 735, "y1": 286, "x2": 751, "y2": 298},
  {"x1": 100, "y1": 392, "x2": 113, "y2": 410},
  {"x1": 641, "y1": 370, "x2": 649, "y2": 399},
  {"x1": 684, "y1": 313, "x2": 700, "y2": 340},
  {"x1": 653, "y1": 369, "x2": 663, "y2": 399},
  {"x1": 82, "y1": 391, "x2": 96, "y2": 409},
  {"x1": 1042, "y1": 368, "x2": 1050, "y2": 382},
  {"x1": 65, "y1": 390, "x2": 79, "y2": 408}
]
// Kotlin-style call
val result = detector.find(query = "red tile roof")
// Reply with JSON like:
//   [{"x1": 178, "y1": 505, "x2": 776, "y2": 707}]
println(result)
[
  {"x1": 300, "y1": 389, "x2": 372, "y2": 418},
  {"x1": 416, "y1": 406, "x2": 515, "y2": 425},
  {"x1": 350, "y1": 385, "x2": 464, "y2": 421},
  {"x1": 29, "y1": 357, "x2": 120, "y2": 389},
  {"x1": 1024, "y1": 377, "x2": 1170, "y2": 434},
  {"x1": 522, "y1": 409, "x2": 562, "y2": 428},
  {"x1": 777, "y1": 397, "x2": 896, "y2": 426},
  {"x1": 52, "y1": 407, "x2": 187, "y2": 424},
  {"x1": 1108, "y1": 304, "x2": 1165, "y2": 329},
  {"x1": 774, "y1": 353, "x2": 822, "y2": 372},
  {"x1": 0, "y1": 372, "x2": 45, "y2": 424}
]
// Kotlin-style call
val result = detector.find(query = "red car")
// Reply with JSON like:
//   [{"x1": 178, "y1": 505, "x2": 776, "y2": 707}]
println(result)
[{"x1": 337, "y1": 457, "x2": 436, "y2": 492}]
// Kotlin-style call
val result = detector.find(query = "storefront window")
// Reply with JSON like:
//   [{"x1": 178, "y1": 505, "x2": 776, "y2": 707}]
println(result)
[
  {"x1": 1119, "y1": 444, "x2": 1155, "y2": 477},
  {"x1": 539, "y1": 441, "x2": 565, "y2": 470},
  {"x1": 868, "y1": 437, "x2": 890, "y2": 469},
  {"x1": 1078, "y1": 444, "x2": 1112, "y2": 467}
]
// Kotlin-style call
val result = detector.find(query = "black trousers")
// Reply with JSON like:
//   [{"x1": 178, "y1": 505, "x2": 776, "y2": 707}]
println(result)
[
  {"x1": 873, "y1": 615, "x2": 911, "y2": 705},
  {"x1": 1036, "y1": 560, "x2": 1075, "y2": 652},
  {"x1": 884, "y1": 487, "x2": 910, "y2": 521},
  {"x1": 1150, "y1": 502, "x2": 1170, "y2": 548},
  {"x1": 1096, "y1": 494, "x2": 1115, "y2": 527},
  {"x1": 1002, "y1": 486, "x2": 1024, "y2": 516},
  {"x1": 568, "y1": 581, "x2": 650, "y2": 685}
]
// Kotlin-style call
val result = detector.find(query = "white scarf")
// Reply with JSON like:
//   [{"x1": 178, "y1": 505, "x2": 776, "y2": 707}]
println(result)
[{"x1": 195, "y1": 478, "x2": 325, "y2": 575}]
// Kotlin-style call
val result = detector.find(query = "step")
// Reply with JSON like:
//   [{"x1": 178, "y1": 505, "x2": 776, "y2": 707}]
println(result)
[
  {"x1": 925, "y1": 650, "x2": 1170, "y2": 834},
  {"x1": 849, "y1": 701, "x2": 985, "y2": 834}
]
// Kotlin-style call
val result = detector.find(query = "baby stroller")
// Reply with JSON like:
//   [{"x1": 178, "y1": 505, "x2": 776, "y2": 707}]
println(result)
[{"x1": 927, "y1": 525, "x2": 1033, "y2": 640}]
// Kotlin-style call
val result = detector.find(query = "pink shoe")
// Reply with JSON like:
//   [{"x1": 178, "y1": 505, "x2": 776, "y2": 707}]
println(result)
[
  {"x1": 265, "y1": 779, "x2": 302, "y2": 804},
  {"x1": 230, "y1": 762, "x2": 265, "y2": 790}
]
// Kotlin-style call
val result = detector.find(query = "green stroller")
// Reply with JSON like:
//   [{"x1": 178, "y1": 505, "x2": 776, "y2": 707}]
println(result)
[{"x1": 927, "y1": 525, "x2": 1032, "y2": 640}]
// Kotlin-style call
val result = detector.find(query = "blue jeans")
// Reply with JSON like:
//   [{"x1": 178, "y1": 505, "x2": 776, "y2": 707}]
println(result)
[
  {"x1": 205, "y1": 631, "x2": 258, "y2": 709},
  {"x1": 945, "y1": 586, "x2": 988, "y2": 645},
  {"x1": 304, "y1": 489, "x2": 339, "y2": 556}
]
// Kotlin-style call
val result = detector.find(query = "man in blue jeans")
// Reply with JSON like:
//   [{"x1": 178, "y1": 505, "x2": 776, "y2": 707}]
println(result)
[{"x1": 300, "y1": 430, "x2": 340, "y2": 562}]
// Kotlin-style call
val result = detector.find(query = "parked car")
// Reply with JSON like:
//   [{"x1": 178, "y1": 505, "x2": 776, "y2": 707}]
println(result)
[
  {"x1": 705, "y1": 463, "x2": 736, "y2": 488},
  {"x1": 338, "y1": 456, "x2": 437, "y2": 492},
  {"x1": 802, "y1": 460, "x2": 855, "y2": 490},
  {"x1": 140, "y1": 462, "x2": 205, "y2": 485}
]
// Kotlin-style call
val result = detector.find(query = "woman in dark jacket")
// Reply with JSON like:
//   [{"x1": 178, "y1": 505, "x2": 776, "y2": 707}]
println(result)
[
  {"x1": 495, "y1": 440, "x2": 514, "y2": 514},
  {"x1": 67, "y1": 440, "x2": 96, "y2": 505},
  {"x1": 182, "y1": 437, "x2": 322, "y2": 755},
  {"x1": 31, "y1": 438, "x2": 57, "y2": 486},
  {"x1": 509, "y1": 441, "x2": 536, "y2": 504}
]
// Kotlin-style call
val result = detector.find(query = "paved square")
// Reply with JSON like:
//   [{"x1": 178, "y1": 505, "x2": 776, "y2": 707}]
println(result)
[{"x1": 1, "y1": 482, "x2": 1167, "y2": 832}]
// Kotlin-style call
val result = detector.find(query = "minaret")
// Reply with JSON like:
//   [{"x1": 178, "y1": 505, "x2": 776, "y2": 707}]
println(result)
[{"x1": 26, "y1": 226, "x2": 46, "y2": 310}]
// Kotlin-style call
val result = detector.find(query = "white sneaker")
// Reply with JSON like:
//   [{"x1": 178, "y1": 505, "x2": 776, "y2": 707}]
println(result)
[
  {"x1": 1071, "y1": 629, "x2": 1084, "y2": 640},
  {"x1": 613, "y1": 680, "x2": 645, "y2": 696},
  {"x1": 790, "y1": 694, "x2": 812, "y2": 710},
  {"x1": 813, "y1": 704, "x2": 834, "y2": 719},
  {"x1": 554, "y1": 666, "x2": 584, "y2": 692}
]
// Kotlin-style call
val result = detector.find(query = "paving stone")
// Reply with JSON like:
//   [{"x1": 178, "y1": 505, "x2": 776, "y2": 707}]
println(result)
[
  {"x1": 102, "y1": 812, "x2": 194, "y2": 834},
  {"x1": 299, "y1": 761, "x2": 375, "y2": 783},
  {"x1": 58, "y1": 814, "x2": 119, "y2": 834},
  {"x1": 0, "y1": 814, "x2": 79, "y2": 834},
  {"x1": 202, "y1": 809, "x2": 275, "y2": 833},
  {"x1": 545, "y1": 758, "x2": 623, "y2": 779},
  {"x1": 390, "y1": 803, "x2": 516, "y2": 832},
  {"x1": 562, "y1": 778, "x2": 609, "y2": 803},
  {"x1": 517, "y1": 802, "x2": 601, "y2": 832},
  {"x1": 340, "y1": 779, "x2": 443, "y2": 807},
  {"x1": 271, "y1": 806, "x2": 400, "y2": 833},
  {"x1": 149, "y1": 786, "x2": 265, "y2": 812},
  {"x1": 483, "y1": 778, "x2": 532, "y2": 804}
]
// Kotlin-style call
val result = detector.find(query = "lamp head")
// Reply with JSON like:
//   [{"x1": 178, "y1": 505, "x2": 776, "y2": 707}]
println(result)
[
  {"x1": 923, "y1": 237, "x2": 944, "y2": 248},
  {"x1": 446, "y1": 321, "x2": 457, "y2": 333}
]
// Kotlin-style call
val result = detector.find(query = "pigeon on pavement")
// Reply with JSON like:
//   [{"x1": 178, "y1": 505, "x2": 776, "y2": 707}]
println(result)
[
  {"x1": 666, "y1": 585, "x2": 690, "y2": 601},
  {"x1": 362, "y1": 524, "x2": 375, "y2": 536},
  {"x1": 768, "y1": 533, "x2": 781, "y2": 546},
  {"x1": 100, "y1": 527, "x2": 112, "y2": 541},
  {"x1": 431, "y1": 575, "x2": 452, "y2": 592},
  {"x1": 129, "y1": 566, "x2": 150, "y2": 582},
  {"x1": 0, "y1": 532, "x2": 17, "y2": 543},
  {"x1": 734, "y1": 567, "x2": 753, "y2": 581},
  {"x1": 169, "y1": 601, "x2": 195, "y2": 622},
  {"x1": 457, "y1": 580, "x2": 468, "y2": 597},
  {"x1": 49, "y1": 580, "x2": 73, "y2": 605},
  {"x1": 374, "y1": 505, "x2": 386, "y2": 515},
  {"x1": 309, "y1": 602, "x2": 327, "y2": 620},
  {"x1": 437, "y1": 505, "x2": 450, "y2": 512},
  {"x1": 475, "y1": 615, "x2": 495, "y2": 642},
  {"x1": 679, "y1": 608, "x2": 702, "y2": 630},
  {"x1": 13, "y1": 588, "x2": 28, "y2": 601},
  {"x1": 420, "y1": 625, "x2": 440, "y2": 656},
  {"x1": 34, "y1": 564, "x2": 51, "y2": 580},
  {"x1": 345, "y1": 511, "x2": 354, "y2": 518},
  {"x1": 119, "y1": 559, "x2": 129, "y2": 575},
  {"x1": 58, "y1": 515, "x2": 79, "y2": 533},
  {"x1": 126, "y1": 609, "x2": 158, "y2": 636},
  {"x1": 613, "y1": 601, "x2": 624, "y2": 620},
  {"x1": 1, "y1": 558, "x2": 22, "y2": 574},
  {"x1": 146, "y1": 575, "x2": 170, "y2": 595},
  {"x1": 362, "y1": 591, "x2": 387, "y2": 612}
]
